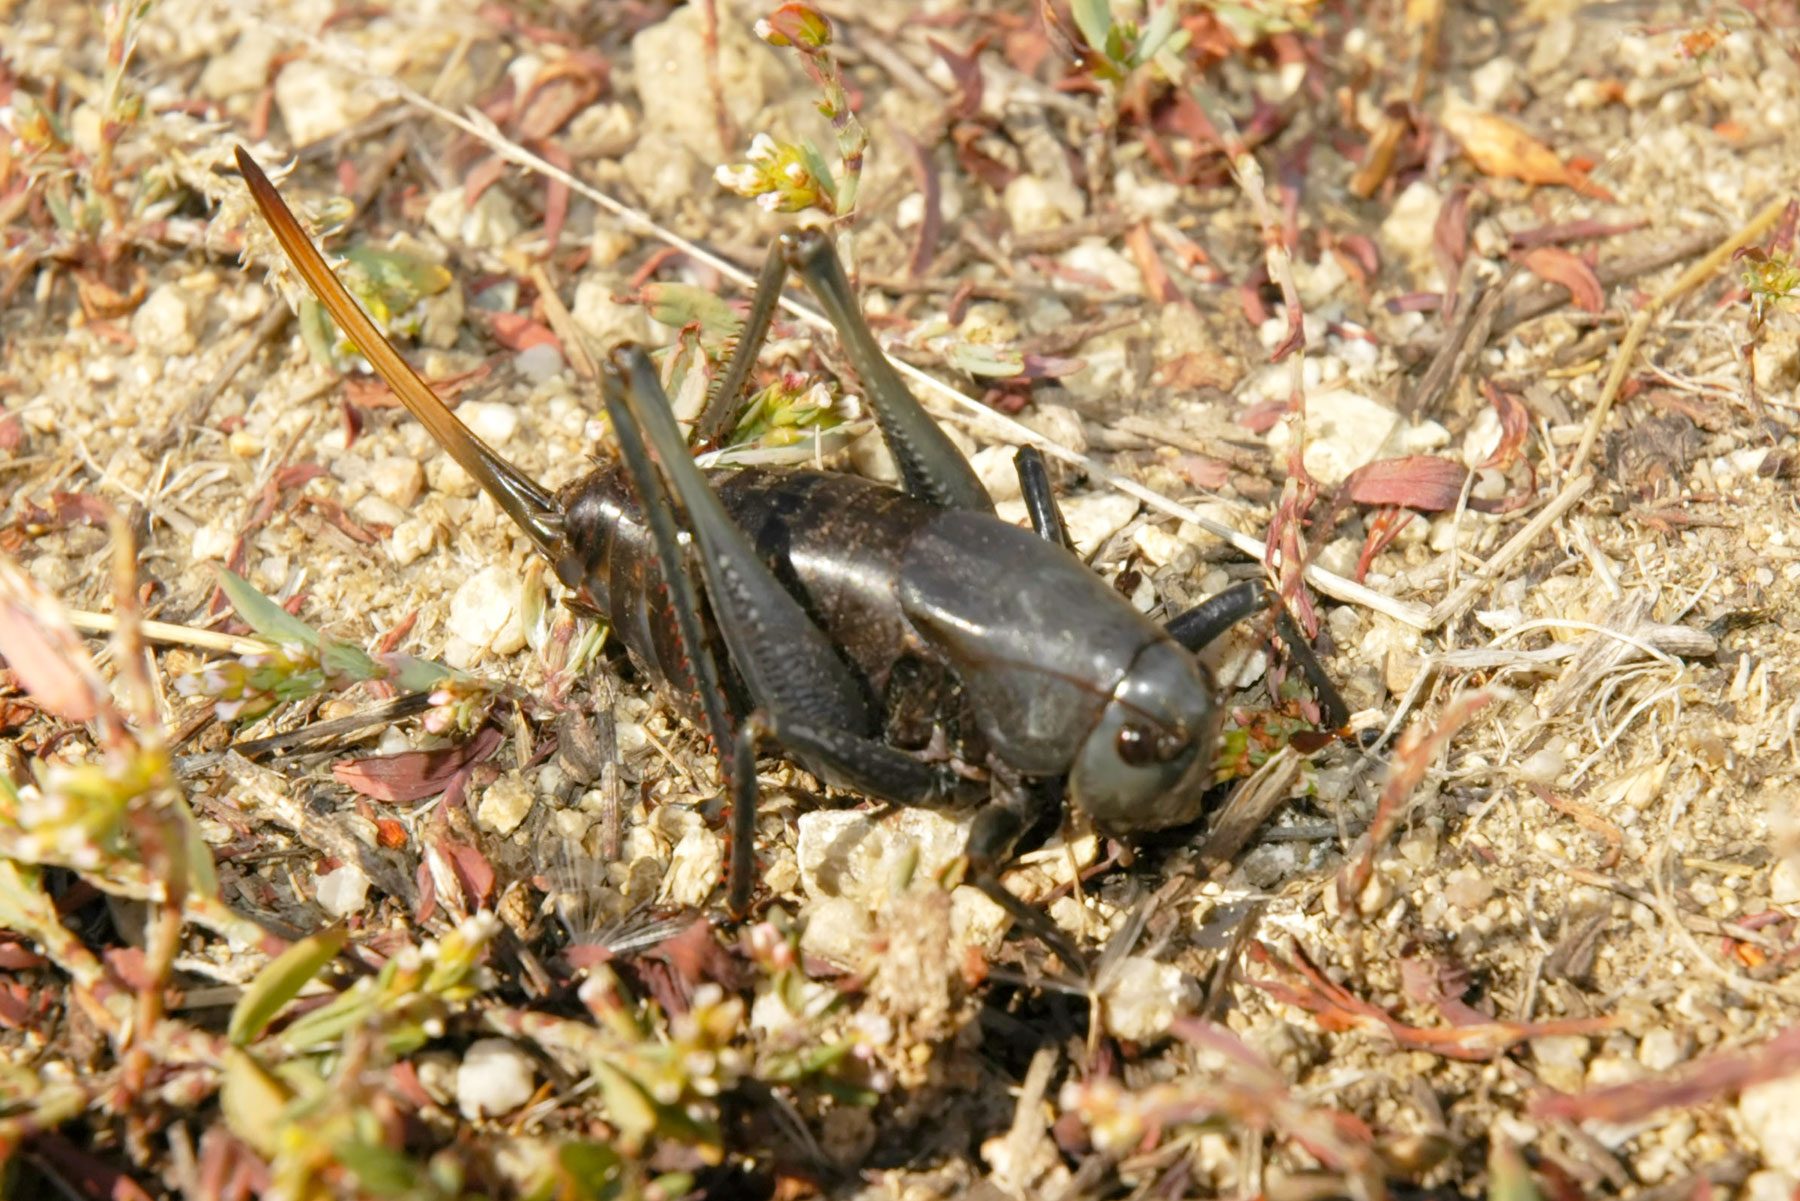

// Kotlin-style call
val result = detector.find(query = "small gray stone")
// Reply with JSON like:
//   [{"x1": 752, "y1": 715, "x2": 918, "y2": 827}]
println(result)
[{"x1": 514, "y1": 343, "x2": 565, "y2": 384}]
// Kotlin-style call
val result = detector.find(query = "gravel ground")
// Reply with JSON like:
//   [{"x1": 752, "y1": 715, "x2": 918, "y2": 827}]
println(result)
[{"x1": 4, "y1": 2, "x2": 1800, "y2": 1198}]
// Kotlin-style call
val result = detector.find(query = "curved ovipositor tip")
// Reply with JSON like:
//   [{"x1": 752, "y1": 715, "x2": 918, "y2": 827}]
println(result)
[{"x1": 233, "y1": 146, "x2": 564, "y2": 559}]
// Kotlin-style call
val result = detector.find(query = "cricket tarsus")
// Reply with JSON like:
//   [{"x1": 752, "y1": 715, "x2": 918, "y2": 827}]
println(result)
[{"x1": 236, "y1": 146, "x2": 1350, "y2": 970}]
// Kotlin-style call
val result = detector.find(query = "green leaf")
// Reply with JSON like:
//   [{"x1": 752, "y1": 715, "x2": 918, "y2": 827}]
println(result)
[
  {"x1": 220, "y1": 1046, "x2": 294, "y2": 1159},
  {"x1": 343, "y1": 245, "x2": 453, "y2": 306},
  {"x1": 215, "y1": 568, "x2": 319, "y2": 648},
  {"x1": 333, "y1": 1134, "x2": 427, "y2": 1196},
  {"x1": 641, "y1": 283, "x2": 743, "y2": 343},
  {"x1": 551, "y1": 1141, "x2": 631, "y2": 1201},
  {"x1": 229, "y1": 923, "x2": 348, "y2": 1046},
  {"x1": 590, "y1": 1063, "x2": 661, "y2": 1149},
  {"x1": 319, "y1": 638, "x2": 381, "y2": 683},
  {"x1": 1135, "y1": 2, "x2": 1182, "y2": 66},
  {"x1": 945, "y1": 343, "x2": 1027, "y2": 378},
  {"x1": 386, "y1": 655, "x2": 454, "y2": 693},
  {"x1": 797, "y1": 138, "x2": 839, "y2": 208},
  {"x1": 1070, "y1": 0, "x2": 1115, "y2": 56},
  {"x1": 1487, "y1": 1137, "x2": 1539, "y2": 1201},
  {"x1": 280, "y1": 980, "x2": 379, "y2": 1052}
]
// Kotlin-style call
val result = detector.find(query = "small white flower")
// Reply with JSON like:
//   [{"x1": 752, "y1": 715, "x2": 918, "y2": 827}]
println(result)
[{"x1": 747, "y1": 132, "x2": 779, "y2": 162}]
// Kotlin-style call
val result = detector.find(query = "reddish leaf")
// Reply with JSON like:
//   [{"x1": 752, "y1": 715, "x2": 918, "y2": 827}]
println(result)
[
  {"x1": 462, "y1": 154, "x2": 509, "y2": 207},
  {"x1": 1126, "y1": 221, "x2": 1178, "y2": 304},
  {"x1": 1477, "y1": 380, "x2": 1532, "y2": 471},
  {"x1": 1509, "y1": 217, "x2": 1645, "y2": 249},
  {"x1": 1176, "y1": 455, "x2": 1230, "y2": 490},
  {"x1": 1520, "y1": 245, "x2": 1605, "y2": 313},
  {"x1": 513, "y1": 58, "x2": 605, "y2": 141},
  {"x1": 342, "y1": 362, "x2": 491, "y2": 410},
  {"x1": 0, "y1": 576, "x2": 103, "y2": 723},
  {"x1": 0, "y1": 940, "x2": 46, "y2": 970},
  {"x1": 1532, "y1": 1025, "x2": 1800, "y2": 1124},
  {"x1": 537, "y1": 139, "x2": 574, "y2": 252},
  {"x1": 926, "y1": 36, "x2": 985, "y2": 121},
  {"x1": 485, "y1": 311, "x2": 561, "y2": 353},
  {"x1": 1439, "y1": 102, "x2": 1616, "y2": 200},
  {"x1": 1354, "y1": 507, "x2": 1413, "y2": 581},
  {"x1": 0, "y1": 984, "x2": 36, "y2": 1030},
  {"x1": 1237, "y1": 399, "x2": 1286, "y2": 434},
  {"x1": 1433, "y1": 185, "x2": 1474, "y2": 312},
  {"x1": 440, "y1": 838, "x2": 497, "y2": 907},
  {"x1": 1342, "y1": 455, "x2": 1469, "y2": 510},
  {"x1": 651, "y1": 919, "x2": 741, "y2": 993},
  {"x1": 0, "y1": 413, "x2": 22, "y2": 452},
  {"x1": 333, "y1": 726, "x2": 505, "y2": 802}
]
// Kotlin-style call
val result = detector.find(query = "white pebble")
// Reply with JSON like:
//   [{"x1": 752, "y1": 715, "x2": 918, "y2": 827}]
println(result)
[
  {"x1": 968, "y1": 445, "x2": 1023, "y2": 502},
  {"x1": 351, "y1": 495, "x2": 406, "y2": 530},
  {"x1": 1131, "y1": 524, "x2": 1185, "y2": 568},
  {"x1": 447, "y1": 565, "x2": 526, "y2": 657},
  {"x1": 1636, "y1": 1028, "x2": 1690, "y2": 1072},
  {"x1": 1772, "y1": 857, "x2": 1800, "y2": 907},
  {"x1": 370, "y1": 456, "x2": 425, "y2": 508},
  {"x1": 514, "y1": 343, "x2": 566, "y2": 383},
  {"x1": 571, "y1": 274, "x2": 649, "y2": 352},
  {"x1": 388, "y1": 517, "x2": 437, "y2": 567},
  {"x1": 313, "y1": 864, "x2": 369, "y2": 918},
  {"x1": 1530, "y1": 1035, "x2": 1590, "y2": 1093},
  {"x1": 796, "y1": 808, "x2": 973, "y2": 907},
  {"x1": 1058, "y1": 492, "x2": 1139, "y2": 558},
  {"x1": 848, "y1": 427, "x2": 900, "y2": 485},
  {"x1": 1267, "y1": 388, "x2": 1397, "y2": 484},
  {"x1": 460, "y1": 402, "x2": 519, "y2": 447},
  {"x1": 455, "y1": 1038, "x2": 538, "y2": 1119},
  {"x1": 1100, "y1": 956, "x2": 1196, "y2": 1043},
  {"x1": 273, "y1": 59, "x2": 379, "y2": 147},
  {"x1": 132, "y1": 283, "x2": 203, "y2": 355},
  {"x1": 476, "y1": 773, "x2": 535, "y2": 837},
  {"x1": 1741, "y1": 1074, "x2": 1800, "y2": 1160},
  {"x1": 798, "y1": 896, "x2": 875, "y2": 966},
  {"x1": 1003, "y1": 174, "x2": 1081, "y2": 235},
  {"x1": 191, "y1": 519, "x2": 236, "y2": 563},
  {"x1": 659, "y1": 825, "x2": 725, "y2": 908}
]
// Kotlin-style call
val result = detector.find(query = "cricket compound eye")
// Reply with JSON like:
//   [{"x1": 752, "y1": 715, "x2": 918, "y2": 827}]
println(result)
[{"x1": 1070, "y1": 640, "x2": 1220, "y2": 836}]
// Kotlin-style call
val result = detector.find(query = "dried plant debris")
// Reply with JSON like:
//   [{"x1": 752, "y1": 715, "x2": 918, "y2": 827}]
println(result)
[{"x1": 4, "y1": 0, "x2": 1800, "y2": 1196}]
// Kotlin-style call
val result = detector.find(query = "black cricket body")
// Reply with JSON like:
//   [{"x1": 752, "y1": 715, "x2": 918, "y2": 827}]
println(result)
[
  {"x1": 237, "y1": 146, "x2": 1346, "y2": 962},
  {"x1": 553, "y1": 463, "x2": 1221, "y2": 837}
]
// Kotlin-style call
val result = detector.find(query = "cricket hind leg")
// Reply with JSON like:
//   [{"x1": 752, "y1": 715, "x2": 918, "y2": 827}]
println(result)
[
  {"x1": 606, "y1": 350, "x2": 968, "y2": 891},
  {"x1": 691, "y1": 232, "x2": 994, "y2": 522},
  {"x1": 1165, "y1": 580, "x2": 1350, "y2": 729},
  {"x1": 691, "y1": 241, "x2": 789, "y2": 451},
  {"x1": 782, "y1": 230, "x2": 994, "y2": 515},
  {"x1": 601, "y1": 359, "x2": 759, "y2": 912}
]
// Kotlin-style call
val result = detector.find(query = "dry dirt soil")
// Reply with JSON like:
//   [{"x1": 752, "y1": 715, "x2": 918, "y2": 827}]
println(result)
[{"x1": 4, "y1": 1, "x2": 1800, "y2": 1199}]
